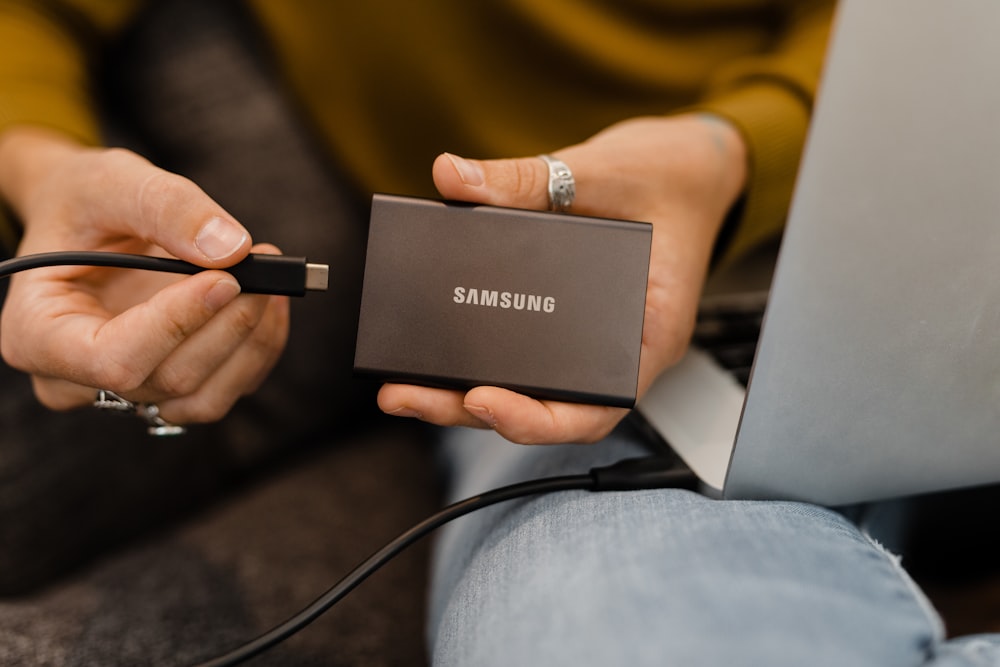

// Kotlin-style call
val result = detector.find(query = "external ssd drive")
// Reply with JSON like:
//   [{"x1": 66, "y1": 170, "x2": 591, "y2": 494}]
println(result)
[{"x1": 354, "y1": 193, "x2": 652, "y2": 408}]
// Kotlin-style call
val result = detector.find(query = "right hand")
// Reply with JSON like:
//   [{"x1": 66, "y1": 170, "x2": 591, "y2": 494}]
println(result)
[
  {"x1": 0, "y1": 127, "x2": 290, "y2": 425},
  {"x1": 379, "y1": 114, "x2": 747, "y2": 445}
]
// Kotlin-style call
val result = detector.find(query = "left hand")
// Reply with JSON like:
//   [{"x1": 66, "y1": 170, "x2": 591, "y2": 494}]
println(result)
[
  {"x1": 378, "y1": 113, "x2": 747, "y2": 444},
  {"x1": 0, "y1": 130, "x2": 289, "y2": 425}
]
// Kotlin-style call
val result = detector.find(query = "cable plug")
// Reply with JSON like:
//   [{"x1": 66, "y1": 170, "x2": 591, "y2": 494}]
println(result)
[
  {"x1": 589, "y1": 456, "x2": 699, "y2": 492},
  {"x1": 224, "y1": 254, "x2": 328, "y2": 295}
]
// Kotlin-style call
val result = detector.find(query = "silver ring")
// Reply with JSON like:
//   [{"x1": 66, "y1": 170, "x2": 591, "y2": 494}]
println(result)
[
  {"x1": 538, "y1": 154, "x2": 575, "y2": 212},
  {"x1": 94, "y1": 389, "x2": 187, "y2": 436}
]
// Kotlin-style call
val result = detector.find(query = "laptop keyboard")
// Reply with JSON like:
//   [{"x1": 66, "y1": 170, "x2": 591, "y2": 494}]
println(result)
[{"x1": 692, "y1": 291, "x2": 769, "y2": 387}]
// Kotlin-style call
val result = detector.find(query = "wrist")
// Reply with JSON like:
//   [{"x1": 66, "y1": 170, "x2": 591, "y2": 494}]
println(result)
[{"x1": 689, "y1": 112, "x2": 749, "y2": 211}]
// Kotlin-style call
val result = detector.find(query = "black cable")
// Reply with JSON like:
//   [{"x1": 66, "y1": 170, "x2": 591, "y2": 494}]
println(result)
[
  {"x1": 0, "y1": 250, "x2": 700, "y2": 665},
  {"x1": 191, "y1": 474, "x2": 593, "y2": 667},
  {"x1": 0, "y1": 251, "x2": 329, "y2": 296},
  {"x1": 191, "y1": 458, "x2": 697, "y2": 667}
]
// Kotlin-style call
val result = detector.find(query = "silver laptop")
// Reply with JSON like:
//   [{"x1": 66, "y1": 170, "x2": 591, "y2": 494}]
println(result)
[{"x1": 637, "y1": 0, "x2": 1000, "y2": 506}]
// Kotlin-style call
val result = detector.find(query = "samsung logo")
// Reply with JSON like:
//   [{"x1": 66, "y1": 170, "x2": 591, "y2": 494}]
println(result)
[{"x1": 453, "y1": 287, "x2": 555, "y2": 313}]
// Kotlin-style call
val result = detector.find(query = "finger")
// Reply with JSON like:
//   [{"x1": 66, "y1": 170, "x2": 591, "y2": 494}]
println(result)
[
  {"x1": 83, "y1": 150, "x2": 251, "y2": 266},
  {"x1": 154, "y1": 293, "x2": 289, "y2": 423},
  {"x1": 377, "y1": 381, "x2": 626, "y2": 445},
  {"x1": 134, "y1": 245, "x2": 285, "y2": 402},
  {"x1": 377, "y1": 383, "x2": 488, "y2": 430},
  {"x1": 432, "y1": 152, "x2": 554, "y2": 211},
  {"x1": 138, "y1": 291, "x2": 274, "y2": 401},
  {"x1": 7, "y1": 269, "x2": 244, "y2": 394},
  {"x1": 462, "y1": 386, "x2": 626, "y2": 445},
  {"x1": 31, "y1": 293, "x2": 288, "y2": 420}
]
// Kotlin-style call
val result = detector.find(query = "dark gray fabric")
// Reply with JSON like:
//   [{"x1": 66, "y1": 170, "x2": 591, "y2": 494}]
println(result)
[{"x1": 0, "y1": 427, "x2": 438, "y2": 666}]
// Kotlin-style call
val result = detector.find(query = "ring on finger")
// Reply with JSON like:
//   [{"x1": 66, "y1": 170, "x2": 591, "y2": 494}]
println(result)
[
  {"x1": 538, "y1": 154, "x2": 575, "y2": 212},
  {"x1": 93, "y1": 389, "x2": 187, "y2": 436}
]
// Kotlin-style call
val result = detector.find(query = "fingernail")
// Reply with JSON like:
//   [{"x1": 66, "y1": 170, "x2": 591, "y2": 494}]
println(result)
[
  {"x1": 464, "y1": 404, "x2": 497, "y2": 428},
  {"x1": 445, "y1": 153, "x2": 484, "y2": 186},
  {"x1": 195, "y1": 216, "x2": 248, "y2": 261},
  {"x1": 387, "y1": 406, "x2": 423, "y2": 420},
  {"x1": 204, "y1": 277, "x2": 241, "y2": 310}
]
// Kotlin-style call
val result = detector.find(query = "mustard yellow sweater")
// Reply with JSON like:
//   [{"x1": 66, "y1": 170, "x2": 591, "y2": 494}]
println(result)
[{"x1": 0, "y1": 0, "x2": 835, "y2": 259}]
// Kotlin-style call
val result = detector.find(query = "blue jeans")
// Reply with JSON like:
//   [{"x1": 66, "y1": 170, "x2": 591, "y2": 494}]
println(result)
[{"x1": 427, "y1": 422, "x2": 1000, "y2": 666}]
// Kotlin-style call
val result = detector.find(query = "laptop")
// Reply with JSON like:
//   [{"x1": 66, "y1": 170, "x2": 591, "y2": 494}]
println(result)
[{"x1": 637, "y1": 0, "x2": 1000, "y2": 507}]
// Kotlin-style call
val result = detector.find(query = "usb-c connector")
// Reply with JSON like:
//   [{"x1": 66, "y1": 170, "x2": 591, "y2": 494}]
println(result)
[
  {"x1": 223, "y1": 254, "x2": 329, "y2": 296},
  {"x1": 305, "y1": 263, "x2": 330, "y2": 291}
]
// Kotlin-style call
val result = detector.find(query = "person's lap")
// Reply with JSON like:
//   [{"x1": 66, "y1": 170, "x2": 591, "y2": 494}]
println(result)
[{"x1": 428, "y1": 421, "x2": 1000, "y2": 666}]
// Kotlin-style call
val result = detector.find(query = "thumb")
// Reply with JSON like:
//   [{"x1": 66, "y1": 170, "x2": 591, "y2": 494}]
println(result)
[
  {"x1": 107, "y1": 154, "x2": 251, "y2": 267},
  {"x1": 432, "y1": 152, "x2": 554, "y2": 211}
]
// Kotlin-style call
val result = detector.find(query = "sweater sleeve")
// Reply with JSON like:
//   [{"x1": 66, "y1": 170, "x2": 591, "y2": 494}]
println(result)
[
  {"x1": 693, "y1": 1, "x2": 837, "y2": 266},
  {"x1": 0, "y1": 0, "x2": 140, "y2": 252}
]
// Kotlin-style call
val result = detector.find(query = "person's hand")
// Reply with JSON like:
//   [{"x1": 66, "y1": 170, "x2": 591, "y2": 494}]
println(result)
[
  {"x1": 378, "y1": 113, "x2": 747, "y2": 444},
  {"x1": 0, "y1": 127, "x2": 289, "y2": 424}
]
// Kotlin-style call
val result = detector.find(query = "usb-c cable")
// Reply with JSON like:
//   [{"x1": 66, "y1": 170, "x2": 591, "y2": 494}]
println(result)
[
  {"x1": 193, "y1": 450, "x2": 697, "y2": 667},
  {"x1": 0, "y1": 251, "x2": 329, "y2": 296}
]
